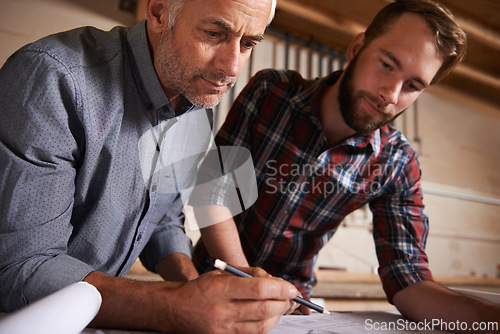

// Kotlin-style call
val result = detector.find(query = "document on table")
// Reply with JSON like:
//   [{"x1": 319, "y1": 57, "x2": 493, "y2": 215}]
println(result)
[
  {"x1": 450, "y1": 287, "x2": 500, "y2": 304},
  {"x1": 78, "y1": 311, "x2": 446, "y2": 334},
  {"x1": 270, "y1": 311, "x2": 449, "y2": 334},
  {"x1": 77, "y1": 311, "x2": 442, "y2": 334},
  {"x1": 0, "y1": 310, "x2": 453, "y2": 333}
]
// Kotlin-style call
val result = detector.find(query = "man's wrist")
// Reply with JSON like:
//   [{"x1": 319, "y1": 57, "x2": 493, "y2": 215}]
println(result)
[
  {"x1": 148, "y1": 281, "x2": 186, "y2": 332},
  {"x1": 155, "y1": 253, "x2": 199, "y2": 281}
]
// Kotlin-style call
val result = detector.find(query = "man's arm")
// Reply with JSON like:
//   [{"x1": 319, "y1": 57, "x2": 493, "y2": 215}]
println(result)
[
  {"x1": 393, "y1": 281, "x2": 500, "y2": 333},
  {"x1": 197, "y1": 205, "x2": 249, "y2": 267},
  {"x1": 368, "y1": 144, "x2": 497, "y2": 330},
  {"x1": 154, "y1": 252, "x2": 199, "y2": 281},
  {"x1": 0, "y1": 48, "x2": 96, "y2": 311},
  {"x1": 84, "y1": 267, "x2": 298, "y2": 333}
]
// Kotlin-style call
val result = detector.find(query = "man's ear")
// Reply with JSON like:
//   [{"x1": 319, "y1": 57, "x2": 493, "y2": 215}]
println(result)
[
  {"x1": 147, "y1": 0, "x2": 168, "y2": 35},
  {"x1": 346, "y1": 32, "x2": 366, "y2": 62}
]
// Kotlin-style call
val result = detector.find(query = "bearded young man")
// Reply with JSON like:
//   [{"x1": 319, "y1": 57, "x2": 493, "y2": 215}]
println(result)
[
  {"x1": 0, "y1": 0, "x2": 303, "y2": 333},
  {"x1": 193, "y1": 0, "x2": 500, "y2": 331}
]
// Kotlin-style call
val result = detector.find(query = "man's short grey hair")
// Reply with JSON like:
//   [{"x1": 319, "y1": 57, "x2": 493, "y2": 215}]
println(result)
[
  {"x1": 268, "y1": 0, "x2": 277, "y2": 25},
  {"x1": 166, "y1": 0, "x2": 277, "y2": 30}
]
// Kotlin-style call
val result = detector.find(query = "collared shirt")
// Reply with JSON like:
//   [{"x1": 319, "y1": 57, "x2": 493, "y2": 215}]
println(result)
[
  {"x1": 193, "y1": 69, "x2": 433, "y2": 302},
  {"x1": 0, "y1": 20, "x2": 212, "y2": 311}
]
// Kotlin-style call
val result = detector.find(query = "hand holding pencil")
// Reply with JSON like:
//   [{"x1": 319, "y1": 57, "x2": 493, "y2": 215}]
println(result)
[{"x1": 214, "y1": 259, "x2": 331, "y2": 315}]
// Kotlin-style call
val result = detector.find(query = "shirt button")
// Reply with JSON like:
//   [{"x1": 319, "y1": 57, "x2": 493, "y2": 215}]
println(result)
[
  {"x1": 161, "y1": 106, "x2": 175, "y2": 118},
  {"x1": 137, "y1": 234, "x2": 142, "y2": 242}
]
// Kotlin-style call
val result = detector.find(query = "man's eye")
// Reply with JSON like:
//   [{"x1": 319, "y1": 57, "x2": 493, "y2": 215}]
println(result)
[
  {"x1": 381, "y1": 60, "x2": 392, "y2": 70},
  {"x1": 206, "y1": 31, "x2": 221, "y2": 38},
  {"x1": 241, "y1": 41, "x2": 257, "y2": 52},
  {"x1": 405, "y1": 82, "x2": 420, "y2": 92}
]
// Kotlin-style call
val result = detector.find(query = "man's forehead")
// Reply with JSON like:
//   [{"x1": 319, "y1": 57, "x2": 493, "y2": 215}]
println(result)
[
  {"x1": 371, "y1": 14, "x2": 443, "y2": 79},
  {"x1": 375, "y1": 13, "x2": 435, "y2": 48},
  {"x1": 191, "y1": 0, "x2": 271, "y2": 34}
]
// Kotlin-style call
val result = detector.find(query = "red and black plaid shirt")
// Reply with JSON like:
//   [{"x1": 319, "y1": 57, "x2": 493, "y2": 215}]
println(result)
[{"x1": 193, "y1": 69, "x2": 433, "y2": 302}]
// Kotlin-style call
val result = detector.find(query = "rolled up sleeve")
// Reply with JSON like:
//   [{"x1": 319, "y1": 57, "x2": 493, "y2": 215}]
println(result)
[
  {"x1": 139, "y1": 193, "x2": 193, "y2": 272},
  {"x1": 370, "y1": 151, "x2": 433, "y2": 303}
]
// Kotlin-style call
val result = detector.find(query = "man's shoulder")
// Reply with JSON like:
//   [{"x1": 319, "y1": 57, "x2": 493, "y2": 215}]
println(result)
[
  {"x1": 251, "y1": 69, "x2": 310, "y2": 90},
  {"x1": 17, "y1": 25, "x2": 130, "y2": 69},
  {"x1": 253, "y1": 69, "x2": 306, "y2": 82},
  {"x1": 247, "y1": 69, "x2": 314, "y2": 102}
]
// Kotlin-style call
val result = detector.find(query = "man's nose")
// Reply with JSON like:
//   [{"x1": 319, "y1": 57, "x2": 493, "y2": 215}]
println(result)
[
  {"x1": 214, "y1": 41, "x2": 241, "y2": 78},
  {"x1": 378, "y1": 79, "x2": 401, "y2": 105}
]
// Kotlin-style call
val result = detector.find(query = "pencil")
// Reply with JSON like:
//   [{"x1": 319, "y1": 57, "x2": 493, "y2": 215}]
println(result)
[{"x1": 213, "y1": 259, "x2": 331, "y2": 315}]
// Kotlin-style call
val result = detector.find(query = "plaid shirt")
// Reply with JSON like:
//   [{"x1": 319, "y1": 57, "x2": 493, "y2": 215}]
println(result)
[{"x1": 193, "y1": 69, "x2": 433, "y2": 302}]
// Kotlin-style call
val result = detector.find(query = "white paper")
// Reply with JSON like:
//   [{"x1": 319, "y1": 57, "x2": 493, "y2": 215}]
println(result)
[
  {"x1": 271, "y1": 311, "x2": 449, "y2": 334},
  {"x1": 0, "y1": 281, "x2": 102, "y2": 334},
  {"x1": 451, "y1": 287, "x2": 500, "y2": 304}
]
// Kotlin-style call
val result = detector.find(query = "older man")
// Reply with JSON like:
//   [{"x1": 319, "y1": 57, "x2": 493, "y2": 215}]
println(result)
[{"x1": 0, "y1": 0, "x2": 299, "y2": 332}]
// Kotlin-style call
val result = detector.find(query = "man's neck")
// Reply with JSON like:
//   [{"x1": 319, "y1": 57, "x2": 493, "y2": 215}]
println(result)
[
  {"x1": 166, "y1": 93, "x2": 193, "y2": 116},
  {"x1": 319, "y1": 78, "x2": 356, "y2": 147},
  {"x1": 168, "y1": 94, "x2": 183, "y2": 113}
]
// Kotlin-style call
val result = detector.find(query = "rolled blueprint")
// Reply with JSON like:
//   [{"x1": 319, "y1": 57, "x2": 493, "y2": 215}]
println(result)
[{"x1": 0, "y1": 281, "x2": 102, "y2": 334}]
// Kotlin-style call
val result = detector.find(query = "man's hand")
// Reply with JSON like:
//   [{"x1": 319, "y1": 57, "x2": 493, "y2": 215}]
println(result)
[
  {"x1": 296, "y1": 300, "x2": 312, "y2": 315},
  {"x1": 84, "y1": 267, "x2": 299, "y2": 333},
  {"x1": 165, "y1": 268, "x2": 299, "y2": 333}
]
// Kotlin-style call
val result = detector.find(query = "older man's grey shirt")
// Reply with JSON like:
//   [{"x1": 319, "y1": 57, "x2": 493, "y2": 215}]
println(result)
[{"x1": 0, "y1": 20, "x2": 211, "y2": 311}]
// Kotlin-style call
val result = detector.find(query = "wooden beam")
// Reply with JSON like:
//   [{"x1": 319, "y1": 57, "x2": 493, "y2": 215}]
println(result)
[
  {"x1": 277, "y1": 0, "x2": 366, "y2": 38},
  {"x1": 453, "y1": 64, "x2": 500, "y2": 91},
  {"x1": 455, "y1": 15, "x2": 500, "y2": 52}
]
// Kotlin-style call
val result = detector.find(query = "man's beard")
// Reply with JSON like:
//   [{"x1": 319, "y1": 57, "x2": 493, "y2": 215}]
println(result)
[
  {"x1": 338, "y1": 54, "x2": 399, "y2": 135},
  {"x1": 156, "y1": 31, "x2": 236, "y2": 109}
]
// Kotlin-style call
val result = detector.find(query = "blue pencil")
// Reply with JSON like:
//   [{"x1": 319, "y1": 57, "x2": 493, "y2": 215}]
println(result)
[{"x1": 213, "y1": 259, "x2": 331, "y2": 315}]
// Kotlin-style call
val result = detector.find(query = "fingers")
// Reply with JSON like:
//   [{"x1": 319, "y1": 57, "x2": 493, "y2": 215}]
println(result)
[
  {"x1": 225, "y1": 299, "x2": 290, "y2": 333},
  {"x1": 244, "y1": 266, "x2": 272, "y2": 278},
  {"x1": 298, "y1": 304, "x2": 312, "y2": 315},
  {"x1": 232, "y1": 315, "x2": 283, "y2": 334},
  {"x1": 214, "y1": 265, "x2": 299, "y2": 302},
  {"x1": 196, "y1": 270, "x2": 298, "y2": 302},
  {"x1": 232, "y1": 299, "x2": 291, "y2": 320},
  {"x1": 228, "y1": 275, "x2": 298, "y2": 301},
  {"x1": 295, "y1": 291, "x2": 312, "y2": 315},
  {"x1": 170, "y1": 271, "x2": 300, "y2": 333},
  {"x1": 284, "y1": 300, "x2": 299, "y2": 315}
]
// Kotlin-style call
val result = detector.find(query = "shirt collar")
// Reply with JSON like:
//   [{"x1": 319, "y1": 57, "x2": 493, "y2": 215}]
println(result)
[{"x1": 343, "y1": 130, "x2": 381, "y2": 156}]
